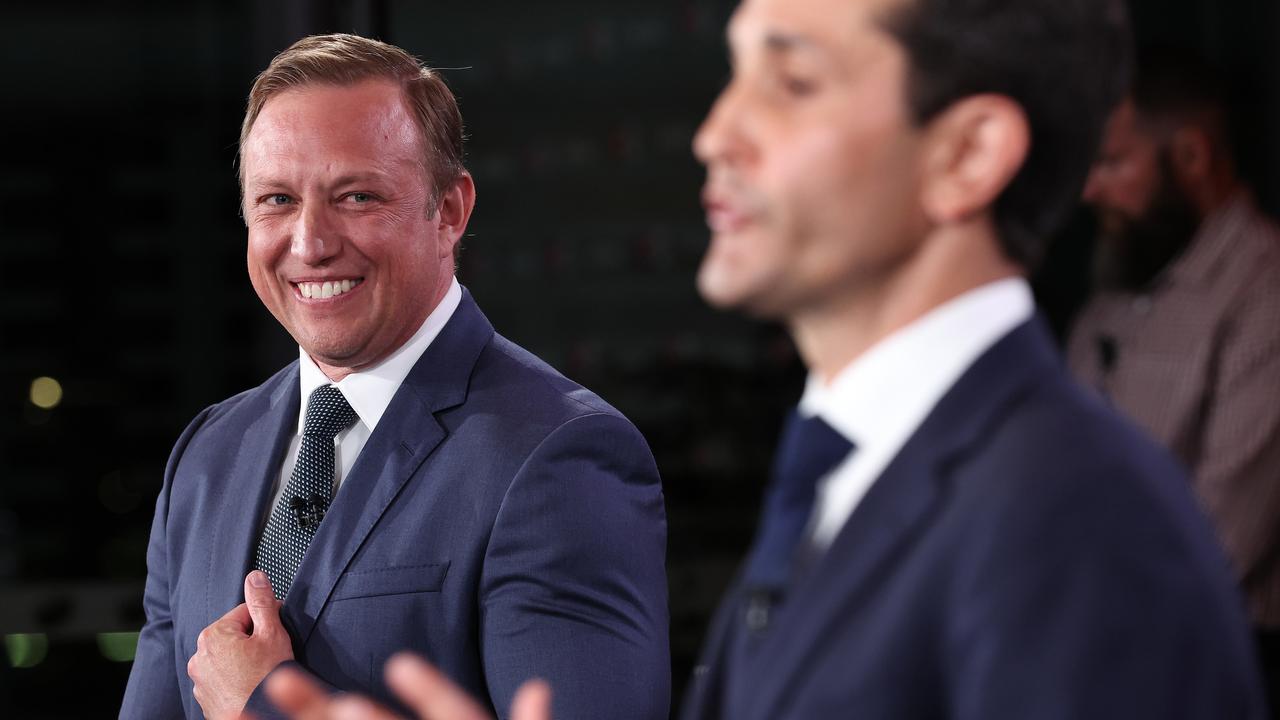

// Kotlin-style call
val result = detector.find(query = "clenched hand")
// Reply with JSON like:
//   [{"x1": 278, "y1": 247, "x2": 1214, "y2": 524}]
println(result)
[{"x1": 188, "y1": 570, "x2": 294, "y2": 719}]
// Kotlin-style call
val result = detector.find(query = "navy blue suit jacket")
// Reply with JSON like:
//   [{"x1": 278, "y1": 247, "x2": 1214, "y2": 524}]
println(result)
[
  {"x1": 682, "y1": 318, "x2": 1265, "y2": 719},
  {"x1": 121, "y1": 290, "x2": 670, "y2": 719}
]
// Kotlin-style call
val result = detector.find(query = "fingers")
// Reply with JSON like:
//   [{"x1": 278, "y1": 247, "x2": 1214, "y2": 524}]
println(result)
[
  {"x1": 267, "y1": 668, "x2": 400, "y2": 720},
  {"x1": 385, "y1": 653, "x2": 491, "y2": 720},
  {"x1": 197, "y1": 603, "x2": 250, "y2": 658},
  {"x1": 266, "y1": 667, "x2": 330, "y2": 717},
  {"x1": 325, "y1": 694, "x2": 402, "y2": 720},
  {"x1": 217, "y1": 602, "x2": 253, "y2": 633},
  {"x1": 268, "y1": 653, "x2": 543, "y2": 720},
  {"x1": 244, "y1": 570, "x2": 283, "y2": 637},
  {"x1": 511, "y1": 679, "x2": 552, "y2": 720}
]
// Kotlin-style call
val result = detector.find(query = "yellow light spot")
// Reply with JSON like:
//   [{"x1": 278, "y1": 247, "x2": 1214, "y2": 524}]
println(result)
[
  {"x1": 29, "y1": 376, "x2": 63, "y2": 409},
  {"x1": 5, "y1": 633, "x2": 49, "y2": 668},
  {"x1": 97, "y1": 632, "x2": 140, "y2": 662}
]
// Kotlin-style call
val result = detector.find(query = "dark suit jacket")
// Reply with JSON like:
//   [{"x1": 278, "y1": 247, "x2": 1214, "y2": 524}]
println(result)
[
  {"x1": 683, "y1": 318, "x2": 1265, "y2": 720},
  {"x1": 121, "y1": 290, "x2": 670, "y2": 719}
]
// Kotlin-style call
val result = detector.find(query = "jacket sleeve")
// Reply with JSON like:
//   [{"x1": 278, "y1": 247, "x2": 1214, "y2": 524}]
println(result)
[
  {"x1": 120, "y1": 407, "x2": 211, "y2": 719},
  {"x1": 478, "y1": 412, "x2": 670, "y2": 720}
]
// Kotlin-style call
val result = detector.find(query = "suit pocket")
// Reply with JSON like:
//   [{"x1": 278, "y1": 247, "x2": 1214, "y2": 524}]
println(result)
[{"x1": 331, "y1": 561, "x2": 450, "y2": 601}]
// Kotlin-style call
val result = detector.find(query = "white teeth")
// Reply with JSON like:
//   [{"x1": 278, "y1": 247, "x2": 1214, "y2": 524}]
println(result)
[{"x1": 297, "y1": 278, "x2": 362, "y2": 299}]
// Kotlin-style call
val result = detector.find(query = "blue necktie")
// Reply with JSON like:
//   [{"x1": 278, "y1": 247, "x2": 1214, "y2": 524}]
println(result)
[
  {"x1": 743, "y1": 410, "x2": 854, "y2": 620},
  {"x1": 255, "y1": 385, "x2": 358, "y2": 600}
]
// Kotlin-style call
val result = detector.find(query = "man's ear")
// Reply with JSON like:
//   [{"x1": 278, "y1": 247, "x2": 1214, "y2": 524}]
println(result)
[
  {"x1": 918, "y1": 94, "x2": 1030, "y2": 225},
  {"x1": 433, "y1": 172, "x2": 477, "y2": 258},
  {"x1": 1169, "y1": 126, "x2": 1211, "y2": 182}
]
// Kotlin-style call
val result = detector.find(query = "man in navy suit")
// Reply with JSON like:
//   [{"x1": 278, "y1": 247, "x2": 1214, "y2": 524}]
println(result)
[
  {"x1": 678, "y1": 0, "x2": 1264, "y2": 715},
  {"x1": 268, "y1": 0, "x2": 1268, "y2": 718},
  {"x1": 119, "y1": 34, "x2": 669, "y2": 720}
]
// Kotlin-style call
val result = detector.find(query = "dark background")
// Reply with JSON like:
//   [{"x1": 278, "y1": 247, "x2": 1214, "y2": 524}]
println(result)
[{"x1": 1, "y1": 0, "x2": 1277, "y2": 716}]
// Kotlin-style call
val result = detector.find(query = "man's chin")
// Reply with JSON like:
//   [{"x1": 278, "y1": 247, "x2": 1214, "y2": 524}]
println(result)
[
  {"x1": 696, "y1": 261, "x2": 747, "y2": 310},
  {"x1": 696, "y1": 268, "x2": 785, "y2": 320},
  {"x1": 1094, "y1": 210, "x2": 1132, "y2": 240},
  {"x1": 296, "y1": 336, "x2": 371, "y2": 374}
]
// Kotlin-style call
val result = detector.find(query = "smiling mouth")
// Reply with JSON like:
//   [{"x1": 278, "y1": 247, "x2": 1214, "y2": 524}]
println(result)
[{"x1": 294, "y1": 278, "x2": 364, "y2": 299}]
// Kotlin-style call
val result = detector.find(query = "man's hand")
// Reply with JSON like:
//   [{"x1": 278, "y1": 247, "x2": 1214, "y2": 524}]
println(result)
[
  {"x1": 266, "y1": 652, "x2": 551, "y2": 720},
  {"x1": 187, "y1": 570, "x2": 294, "y2": 719}
]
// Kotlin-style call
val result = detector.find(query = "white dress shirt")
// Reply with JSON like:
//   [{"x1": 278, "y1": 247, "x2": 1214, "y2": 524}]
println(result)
[
  {"x1": 801, "y1": 277, "x2": 1035, "y2": 549},
  {"x1": 267, "y1": 277, "x2": 463, "y2": 512}
]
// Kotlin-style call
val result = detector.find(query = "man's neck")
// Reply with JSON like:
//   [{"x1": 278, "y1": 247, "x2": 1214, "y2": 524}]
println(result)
[
  {"x1": 1193, "y1": 175, "x2": 1243, "y2": 221},
  {"x1": 790, "y1": 224, "x2": 1021, "y2": 383}
]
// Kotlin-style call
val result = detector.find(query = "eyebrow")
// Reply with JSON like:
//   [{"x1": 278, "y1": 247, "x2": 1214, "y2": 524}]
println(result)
[
  {"x1": 764, "y1": 31, "x2": 817, "y2": 53},
  {"x1": 330, "y1": 171, "x2": 392, "y2": 187},
  {"x1": 244, "y1": 171, "x2": 392, "y2": 193}
]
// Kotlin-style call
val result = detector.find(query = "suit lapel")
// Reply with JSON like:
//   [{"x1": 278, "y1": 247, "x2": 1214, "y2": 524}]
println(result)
[
  {"x1": 207, "y1": 365, "x2": 300, "y2": 623},
  {"x1": 281, "y1": 289, "x2": 496, "y2": 647},
  {"x1": 679, "y1": 570, "x2": 748, "y2": 720},
  {"x1": 742, "y1": 318, "x2": 1058, "y2": 720}
]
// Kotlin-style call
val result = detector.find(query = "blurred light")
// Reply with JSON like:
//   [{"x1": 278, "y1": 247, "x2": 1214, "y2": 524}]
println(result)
[
  {"x1": 29, "y1": 376, "x2": 63, "y2": 409},
  {"x1": 5, "y1": 633, "x2": 49, "y2": 668},
  {"x1": 97, "y1": 632, "x2": 140, "y2": 663}
]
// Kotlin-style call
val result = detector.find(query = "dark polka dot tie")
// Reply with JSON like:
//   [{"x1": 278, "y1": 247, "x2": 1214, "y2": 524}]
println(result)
[{"x1": 254, "y1": 384, "x2": 359, "y2": 600}]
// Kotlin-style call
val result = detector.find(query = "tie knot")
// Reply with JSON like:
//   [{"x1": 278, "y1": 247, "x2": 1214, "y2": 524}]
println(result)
[
  {"x1": 772, "y1": 411, "x2": 855, "y2": 496},
  {"x1": 302, "y1": 385, "x2": 358, "y2": 438}
]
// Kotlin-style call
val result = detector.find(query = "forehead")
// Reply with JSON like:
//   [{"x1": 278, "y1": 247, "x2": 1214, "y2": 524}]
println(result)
[
  {"x1": 726, "y1": 0, "x2": 903, "y2": 55},
  {"x1": 243, "y1": 79, "x2": 422, "y2": 177},
  {"x1": 1101, "y1": 101, "x2": 1152, "y2": 149}
]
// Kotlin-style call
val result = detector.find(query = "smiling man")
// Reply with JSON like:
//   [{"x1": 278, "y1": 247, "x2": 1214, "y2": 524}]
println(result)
[{"x1": 119, "y1": 34, "x2": 669, "y2": 720}]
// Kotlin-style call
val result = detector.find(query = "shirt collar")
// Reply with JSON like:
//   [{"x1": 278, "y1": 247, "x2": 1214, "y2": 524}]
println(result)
[
  {"x1": 798, "y1": 277, "x2": 1034, "y2": 453},
  {"x1": 1167, "y1": 189, "x2": 1254, "y2": 288},
  {"x1": 297, "y1": 277, "x2": 463, "y2": 434}
]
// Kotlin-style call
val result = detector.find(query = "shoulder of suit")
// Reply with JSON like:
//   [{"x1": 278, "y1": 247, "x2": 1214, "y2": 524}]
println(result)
[
  {"x1": 476, "y1": 332, "x2": 630, "y2": 423},
  {"x1": 188, "y1": 360, "x2": 299, "y2": 431}
]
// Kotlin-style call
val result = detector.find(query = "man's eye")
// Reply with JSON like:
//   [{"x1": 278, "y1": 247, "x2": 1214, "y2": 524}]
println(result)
[
  {"x1": 349, "y1": 192, "x2": 373, "y2": 203},
  {"x1": 1093, "y1": 155, "x2": 1121, "y2": 171},
  {"x1": 266, "y1": 194, "x2": 291, "y2": 206},
  {"x1": 780, "y1": 76, "x2": 817, "y2": 97}
]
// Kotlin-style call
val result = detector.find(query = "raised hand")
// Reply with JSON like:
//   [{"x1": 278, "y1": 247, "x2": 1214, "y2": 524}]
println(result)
[{"x1": 265, "y1": 652, "x2": 551, "y2": 720}]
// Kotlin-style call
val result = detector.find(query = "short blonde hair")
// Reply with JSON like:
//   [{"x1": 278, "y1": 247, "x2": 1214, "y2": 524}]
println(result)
[{"x1": 239, "y1": 33, "x2": 465, "y2": 211}]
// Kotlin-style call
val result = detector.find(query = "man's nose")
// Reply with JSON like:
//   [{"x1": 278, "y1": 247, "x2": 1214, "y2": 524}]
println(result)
[
  {"x1": 693, "y1": 80, "x2": 748, "y2": 167},
  {"x1": 1081, "y1": 166, "x2": 1105, "y2": 204},
  {"x1": 290, "y1": 203, "x2": 339, "y2": 265}
]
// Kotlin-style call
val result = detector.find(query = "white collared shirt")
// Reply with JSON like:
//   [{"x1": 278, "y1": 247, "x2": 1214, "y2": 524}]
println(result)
[
  {"x1": 801, "y1": 277, "x2": 1035, "y2": 549},
  {"x1": 267, "y1": 277, "x2": 463, "y2": 512}
]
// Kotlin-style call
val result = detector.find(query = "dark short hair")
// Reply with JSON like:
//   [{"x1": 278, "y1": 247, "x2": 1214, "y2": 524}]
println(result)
[
  {"x1": 1129, "y1": 47, "x2": 1231, "y2": 153},
  {"x1": 880, "y1": 0, "x2": 1132, "y2": 270},
  {"x1": 240, "y1": 34, "x2": 466, "y2": 214}
]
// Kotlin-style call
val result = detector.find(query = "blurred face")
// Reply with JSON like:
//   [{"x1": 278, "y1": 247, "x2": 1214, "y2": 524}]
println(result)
[
  {"x1": 693, "y1": 0, "x2": 925, "y2": 319},
  {"x1": 1082, "y1": 101, "x2": 1164, "y2": 235},
  {"x1": 1082, "y1": 100, "x2": 1199, "y2": 289},
  {"x1": 241, "y1": 80, "x2": 457, "y2": 377}
]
